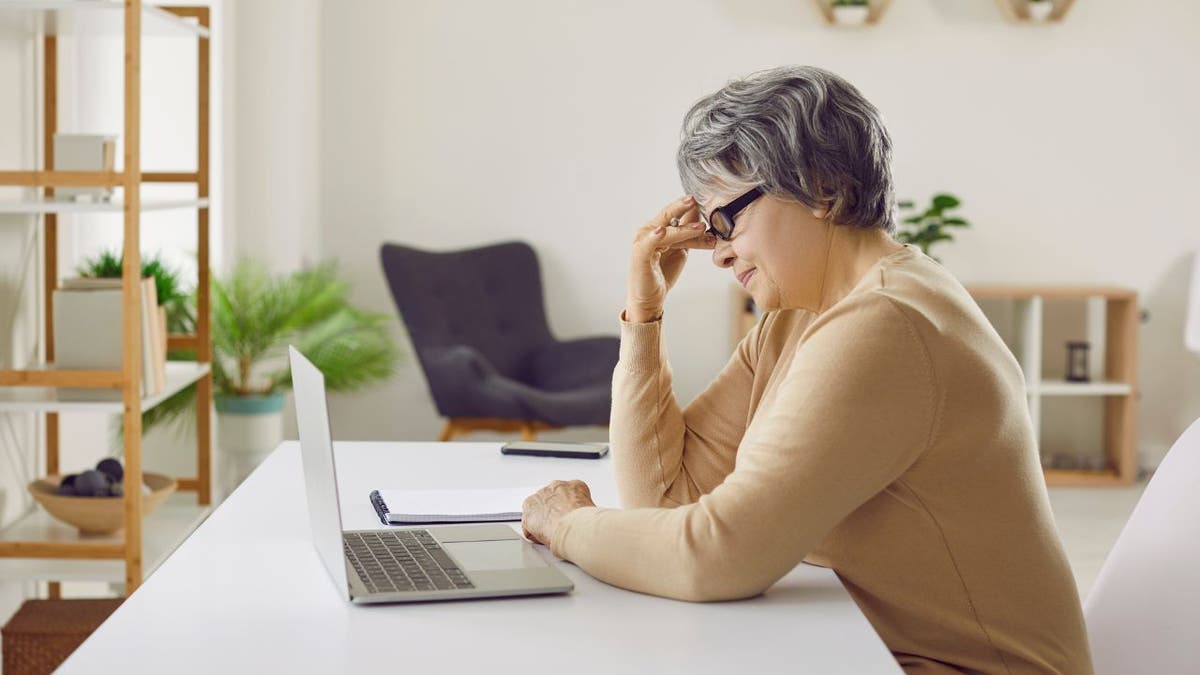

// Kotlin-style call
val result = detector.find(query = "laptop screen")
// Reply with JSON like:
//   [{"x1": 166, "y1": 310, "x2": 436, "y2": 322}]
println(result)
[{"x1": 289, "y1": 346, "x2": 351, "y2": 600}]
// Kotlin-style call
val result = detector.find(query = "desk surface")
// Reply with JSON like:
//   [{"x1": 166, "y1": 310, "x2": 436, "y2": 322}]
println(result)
[{"x1": 63, "y1": 442, "x2": 899, "y2": 674}]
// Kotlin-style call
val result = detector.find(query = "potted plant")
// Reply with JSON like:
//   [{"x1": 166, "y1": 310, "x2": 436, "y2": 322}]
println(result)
[
  {"x1": 1028, "y1": 0, "x2": 1054, "y2": 22},
  {"x1": 125, "y1": 259, "x2": 401, "y2": 497},
  {"x1": 831, "y1": 0, "x2": 870, "y2": 26},
  {"x1": 894, "y1": 193, "x2": 973, "y2": 263},
  {"x1": 77, "y1": 250, "x2": 196, "y2": 335}
]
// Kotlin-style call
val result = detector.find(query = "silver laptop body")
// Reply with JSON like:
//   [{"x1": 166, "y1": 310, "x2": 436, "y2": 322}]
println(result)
[{"x1": 289, "y1": 346, "x2": 574, "y2": 604}]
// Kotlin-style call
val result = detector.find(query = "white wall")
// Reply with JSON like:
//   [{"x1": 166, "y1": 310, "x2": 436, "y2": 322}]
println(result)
[
  {"x1": 228, "y1": 0, "x2": 320, "y2": 274},
  {"x1": 313, "y1": 0, "x2": 1200, "y2": 467}
]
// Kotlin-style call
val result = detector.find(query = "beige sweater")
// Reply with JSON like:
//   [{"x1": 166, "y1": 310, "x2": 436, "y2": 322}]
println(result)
[{"x1": 551, "y1": 244, "x2": 1093, "y2": 674}]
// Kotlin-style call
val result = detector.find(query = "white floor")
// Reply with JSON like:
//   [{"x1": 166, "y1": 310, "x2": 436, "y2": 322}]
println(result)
[{"x1": 1047, "y1": 479, "x2": 1148, "y2": 600}]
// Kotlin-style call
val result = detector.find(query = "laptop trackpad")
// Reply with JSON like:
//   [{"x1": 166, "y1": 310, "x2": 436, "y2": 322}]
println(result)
[{"x1": 442, "y1": 540, "x2": 548, "y2": 572}]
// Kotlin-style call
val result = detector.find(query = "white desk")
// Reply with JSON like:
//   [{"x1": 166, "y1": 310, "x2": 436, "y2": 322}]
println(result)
[{"x1": 62, "y1": 442, "x2": 900, "y2": 674}]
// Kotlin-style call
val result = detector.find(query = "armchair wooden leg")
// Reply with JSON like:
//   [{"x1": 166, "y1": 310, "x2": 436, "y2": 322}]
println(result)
[
  {"x1": 520, "y1": 422, "x2": 536, "y2": 441},
  {"x1": 438, "y1": 417, "x2": 554, "y2": 441}
]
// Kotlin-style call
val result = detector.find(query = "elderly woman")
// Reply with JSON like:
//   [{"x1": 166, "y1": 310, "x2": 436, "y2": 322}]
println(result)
[{"x1": 521, "y1": 65, "x2": 1091, "y2": 674}]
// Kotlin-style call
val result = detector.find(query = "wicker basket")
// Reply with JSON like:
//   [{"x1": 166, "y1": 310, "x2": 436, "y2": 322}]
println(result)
[{"x1": 2, "y1": 598, "x2": 123, "y2": 675}]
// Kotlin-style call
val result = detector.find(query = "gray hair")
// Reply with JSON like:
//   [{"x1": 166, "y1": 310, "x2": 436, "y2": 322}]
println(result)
[{"x1": 677, "y1": 65, "x2": 896, "y2": 232}]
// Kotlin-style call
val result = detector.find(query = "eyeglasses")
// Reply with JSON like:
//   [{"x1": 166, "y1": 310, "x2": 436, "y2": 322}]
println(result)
[{"x1": 701, "y1": 187, "x2": 764, "y2": 241}]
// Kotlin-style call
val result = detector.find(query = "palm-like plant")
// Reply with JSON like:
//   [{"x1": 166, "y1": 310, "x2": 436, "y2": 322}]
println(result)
[
  {"x1": 132, "y1": 259, "x2": 400, "y2": 440},
  {"x1": 211, "y1": 260, "x2": 398, "y2": 397},
  {"x1": 894, "y1": 193, "x2": 972, "y2": 262}
]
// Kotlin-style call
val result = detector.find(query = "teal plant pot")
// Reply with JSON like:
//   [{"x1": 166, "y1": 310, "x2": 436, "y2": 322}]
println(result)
[
  {"x1": 215, "y1": 392, "x2": 285, "y2": 415},
  {"x1": 215, "y1": 392, "x2": 286, "y2": 499}
]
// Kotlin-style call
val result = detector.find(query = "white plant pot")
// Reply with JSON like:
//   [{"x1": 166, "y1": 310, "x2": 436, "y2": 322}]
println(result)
[
  {"x1": 832, "y1": 5, "x2": 870, "y2": 26},
  {"x1": 216, "y1": 393, "x2": 285, "y2": 500},
  {"x1": 1028, "y1": 1, "x2": 1054, "y2": 21}
]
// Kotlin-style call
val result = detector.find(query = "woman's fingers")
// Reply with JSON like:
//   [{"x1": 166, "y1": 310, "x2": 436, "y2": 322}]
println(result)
[
  {"x1": 626, "y1": 195, "x2": 709, "y2": 317},
  {"x1": 651, "y1": 218, "x2": 708, "y2": 247},
  {"x1": 669, "y1": 235, "x2": 717, "y2": 250},
  {"x1": 668, "y1": 203, "x2": 702, "y2": 228},
  {"x1": 654, "y1": 195, "x2": 698, "y2": 229},
  {"x1": 635, "y1": 198, "x2": 699, "y2": 245}
]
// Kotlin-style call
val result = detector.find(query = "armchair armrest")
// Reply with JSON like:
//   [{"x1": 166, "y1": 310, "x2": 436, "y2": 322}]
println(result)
[
  {"x1": 529, "y1": 336, "x2": 620, "y2": 392},
  {"x1": 423, "y1": 344, "x2": 499, "y2": 383},
  {"x1": 421, "y1": 344, "x2": 534, "y2": 419}
]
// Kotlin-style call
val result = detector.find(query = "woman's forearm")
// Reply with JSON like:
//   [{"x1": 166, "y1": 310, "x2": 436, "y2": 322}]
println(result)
[
  {"x1": 609, "y1": 308, "x2": 759, "y2": 509},
  {"x1": 609, "y1": 311, "x2": 693, "y2": 508}
]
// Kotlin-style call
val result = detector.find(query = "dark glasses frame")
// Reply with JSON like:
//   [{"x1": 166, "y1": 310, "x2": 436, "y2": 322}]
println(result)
[{"x1": 701, "y1": 187, "x2": 764, "y2": 241}]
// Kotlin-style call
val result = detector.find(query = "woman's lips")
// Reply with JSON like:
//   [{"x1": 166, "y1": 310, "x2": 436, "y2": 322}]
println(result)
[{"x1": 738, "y1": 269, "x2": 756, "y2": 286}]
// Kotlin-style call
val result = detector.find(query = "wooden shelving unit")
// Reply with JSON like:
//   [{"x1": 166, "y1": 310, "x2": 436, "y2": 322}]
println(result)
[
  {"x1": 0, "y1": 0, "x2": 212, "y2": 594},
  {"x1": 730, "y1": 284, "x2": 1139, "y2": 487},
  {"x1": 967, "y1": 286, "x2": 1138, "y2": 486}
]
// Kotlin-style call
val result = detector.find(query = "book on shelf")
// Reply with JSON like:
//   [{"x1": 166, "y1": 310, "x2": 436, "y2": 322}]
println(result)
[
  {"x1": 52, "y1": 133, "x2": 118, "y2": 202},
  {"x1": 52, "y1": 277, "x2": 167, "y2": 398},
  {"x1": 141, "y1": 277, "x2": 167, "y2": 394}
]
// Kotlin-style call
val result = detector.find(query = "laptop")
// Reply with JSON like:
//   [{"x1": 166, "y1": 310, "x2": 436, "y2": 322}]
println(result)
[{"x1": 289, "y1": 346, "x2": 574, "y2": 604}]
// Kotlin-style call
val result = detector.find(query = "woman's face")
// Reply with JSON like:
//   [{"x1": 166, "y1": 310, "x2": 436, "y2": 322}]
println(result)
[{"x1": 706, "y1": 191, "x2": 831, "y2": 313}]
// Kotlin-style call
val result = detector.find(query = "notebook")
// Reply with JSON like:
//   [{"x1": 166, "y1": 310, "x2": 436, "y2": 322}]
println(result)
[{"x1": 369, "y1": 485, "x2": 545, "y2": 525}]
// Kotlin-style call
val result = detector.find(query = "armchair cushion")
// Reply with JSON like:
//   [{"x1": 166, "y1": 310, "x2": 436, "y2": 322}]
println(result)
[{"x1": 422, "y1": 343, "x2": 614, "y2": 426}]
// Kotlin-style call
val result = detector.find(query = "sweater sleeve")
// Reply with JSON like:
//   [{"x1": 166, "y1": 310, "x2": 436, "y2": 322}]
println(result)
[
  {"x1": 553, "y1": 294, "x2": 939, "y2": 602},
  {"x1": 608, "y1": 308, "x2": 760, "y2": 509}
]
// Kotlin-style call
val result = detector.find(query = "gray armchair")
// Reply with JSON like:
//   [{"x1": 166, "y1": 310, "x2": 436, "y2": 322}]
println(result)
[{"x1": 380, "y1": 242, "x2": 619, "y2": 441}]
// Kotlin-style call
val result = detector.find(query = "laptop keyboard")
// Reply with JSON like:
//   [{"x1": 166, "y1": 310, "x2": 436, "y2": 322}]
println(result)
[{"x1": 344, "y1": 529, "x2": 475, "y2": 593}]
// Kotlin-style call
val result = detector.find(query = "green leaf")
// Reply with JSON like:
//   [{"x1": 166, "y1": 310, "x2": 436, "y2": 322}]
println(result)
[
  {"x1": 931, "y1": 194, "x2": 960, "y2": 210},
  {"x1": 892, "y1": 192, "x2": 971, "y2": 260}
]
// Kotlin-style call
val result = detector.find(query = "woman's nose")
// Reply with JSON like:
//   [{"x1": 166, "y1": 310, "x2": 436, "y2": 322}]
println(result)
[{"x1": 712, "y1": 240, "x2": 736, "y2": 269}]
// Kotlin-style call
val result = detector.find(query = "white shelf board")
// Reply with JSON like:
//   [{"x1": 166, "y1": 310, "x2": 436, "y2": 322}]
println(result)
[
  {"x1": 0, "y1": 494, "x2": 212, "y2": 583},
  {"x1": 0, "y1": 360, "x2": 209, "y2": 413},
  {"x1": 1037, "y1": 379, "x2": 1133, "y2": 396},
  {"x1": 0, "y1": 196, "x2": 209, "y2": 215},
  {"x1": 0, "y1": 1, "x2": 209, "y2": 38}
]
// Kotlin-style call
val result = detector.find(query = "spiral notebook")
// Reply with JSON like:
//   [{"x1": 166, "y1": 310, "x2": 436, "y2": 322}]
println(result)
[{"x1": 369, "y1": 485, "x2": 544, "y2": 525}]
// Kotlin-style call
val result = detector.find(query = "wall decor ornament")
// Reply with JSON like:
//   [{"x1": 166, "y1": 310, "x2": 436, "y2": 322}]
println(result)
[
  {"x1": 996, "y1": 0, "x2": 1078, "y2": 23},
  {"x1": 817, "y1": 0, "x2": 892, "y2": 26}
]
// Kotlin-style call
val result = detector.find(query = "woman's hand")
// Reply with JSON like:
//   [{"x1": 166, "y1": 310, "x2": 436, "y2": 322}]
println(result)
[
  {"x1": 521, "y1": 480, "x2": 597, "y2": 546},
  {"x1": 625, "y1": 195, "x2": 716, "y2": 323}
]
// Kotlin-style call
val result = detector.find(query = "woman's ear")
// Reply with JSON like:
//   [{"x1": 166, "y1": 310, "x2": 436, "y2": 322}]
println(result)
[{"x1": 810, "y1": 204, "x2": 830, "y2": 220}]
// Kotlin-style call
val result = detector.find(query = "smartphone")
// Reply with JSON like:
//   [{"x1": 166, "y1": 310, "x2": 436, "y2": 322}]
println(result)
[{"x1": 500, "y1": 441, "x2": 609, "y2": 459}]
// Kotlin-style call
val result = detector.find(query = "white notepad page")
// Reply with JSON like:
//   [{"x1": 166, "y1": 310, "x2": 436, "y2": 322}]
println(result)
[{"x1": 373, "y1": 485, "x2": 544, "y2": 523}]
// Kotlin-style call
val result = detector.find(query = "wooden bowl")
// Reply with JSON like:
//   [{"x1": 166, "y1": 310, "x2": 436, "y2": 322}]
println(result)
[{"x1": 27, "y1": 473, "x2": 177, "y2": 535}]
